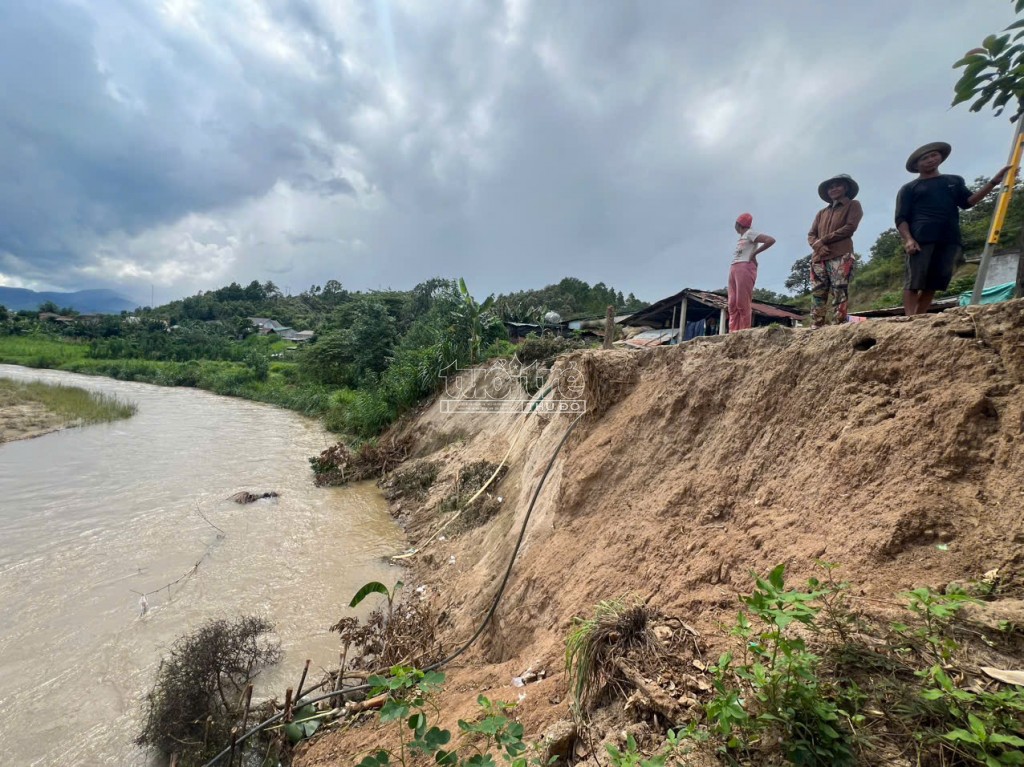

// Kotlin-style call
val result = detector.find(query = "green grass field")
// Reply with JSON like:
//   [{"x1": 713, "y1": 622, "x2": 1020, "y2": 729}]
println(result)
[{"x1": 0, "y1": 335, "x2": 90, "y2": 367}]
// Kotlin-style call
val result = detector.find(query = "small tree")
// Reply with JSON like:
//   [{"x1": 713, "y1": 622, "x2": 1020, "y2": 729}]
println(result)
[
  {"x1": 952, "y1": 1, "x2": 1024, "y2": 297},
  {"x1": 784, "y1": 255, "x2": 813, "y2": 295},
  {"x1": 300, "y1": 331, "x2": 354, "y2": 386},
  {"x1": 349, "y1": 300, "x2": 399, "y2": 380}
]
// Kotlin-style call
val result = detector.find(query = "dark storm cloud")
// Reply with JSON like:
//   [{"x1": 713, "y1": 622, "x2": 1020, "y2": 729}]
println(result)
[
  {"x1": 0, "y1": 0, "x2": 1018, "y2": 302},
  {"x1": 0, "y1": 0, "x2": 358, "y2": 283}
]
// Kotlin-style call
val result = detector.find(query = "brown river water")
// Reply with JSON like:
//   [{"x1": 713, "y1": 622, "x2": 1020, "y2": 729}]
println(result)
[{"x1": 0, "y1": 365, "x2": 404, "y2": 766}]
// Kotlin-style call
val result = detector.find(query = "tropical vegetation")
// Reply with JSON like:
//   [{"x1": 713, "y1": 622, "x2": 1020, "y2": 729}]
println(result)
[{"x1": 0, "y1": 277, "x2": 643, "y2": 438}]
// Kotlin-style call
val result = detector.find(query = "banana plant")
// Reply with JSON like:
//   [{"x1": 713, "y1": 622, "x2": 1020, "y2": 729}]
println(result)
[
  {"x1": 350, "y1": 580, "x2": 404, "y2": 622},
  {"x1": 456, "y1": 278, "x2": 498, "y2": 364}
]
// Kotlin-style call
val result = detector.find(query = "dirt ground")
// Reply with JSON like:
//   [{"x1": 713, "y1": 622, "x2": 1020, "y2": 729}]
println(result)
[
  {"x1": 296, "y1": 300, "x2": 1024, "y2": 765},
  {"x1": 0, "y1": 400, "x2": 67, "y2": 443}
]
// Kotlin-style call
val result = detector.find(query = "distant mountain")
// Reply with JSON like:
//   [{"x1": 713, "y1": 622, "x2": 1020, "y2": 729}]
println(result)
[{"x1": 0, "y1": 287, "x2": 139, "y2": 314}]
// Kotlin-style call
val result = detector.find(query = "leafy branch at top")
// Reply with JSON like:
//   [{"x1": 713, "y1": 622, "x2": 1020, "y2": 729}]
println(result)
[{"x1": 952, "y1": 1, "x2": 1024, "y2": 119}]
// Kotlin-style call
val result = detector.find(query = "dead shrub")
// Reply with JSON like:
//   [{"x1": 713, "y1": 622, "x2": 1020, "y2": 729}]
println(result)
[
  {"x1": 565, "y1": 599, "x2": 661, "y2": 713},
  {"x1": 330, "y1": 596, "x2": 443, "y2": 673},
  {"x1": 438, "y1": 460, "x2": 508, "y2": 531},
  {"x1": 309, "y1": 434, "x2": 411, "y2": 487},
  {"x1": 515, "y1": 333, "x2": 591, "y2": 367},
  {"x1": 380, "y1": 460, "x2": 440, "y2": 502},
  {"x1": 136, "y1": 615, "x2": 281, "y2": 766}
]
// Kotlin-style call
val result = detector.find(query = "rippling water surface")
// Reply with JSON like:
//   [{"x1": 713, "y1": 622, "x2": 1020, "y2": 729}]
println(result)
[{"x1": 0, "y1": 365, "x2": 403, "y2": 766}]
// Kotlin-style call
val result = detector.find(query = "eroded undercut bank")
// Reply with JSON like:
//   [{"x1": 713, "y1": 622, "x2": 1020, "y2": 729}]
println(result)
[{"x1": 292, "y1": 303, "x2": 1024, "y2": 767}]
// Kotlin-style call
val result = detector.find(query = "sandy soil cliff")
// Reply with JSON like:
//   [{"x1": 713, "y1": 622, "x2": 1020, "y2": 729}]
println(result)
[{"x1": 297, "y1": 301, "x2": 1024, "y2": 765}]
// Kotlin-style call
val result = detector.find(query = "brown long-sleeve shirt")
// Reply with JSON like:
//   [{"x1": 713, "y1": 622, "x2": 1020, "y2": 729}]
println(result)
[{"x1": 807, "y1": 197, "x2": 863, "y2": 262}]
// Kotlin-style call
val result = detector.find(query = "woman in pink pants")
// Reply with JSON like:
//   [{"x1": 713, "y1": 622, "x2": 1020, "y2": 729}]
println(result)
[{"x1": 727, "y1": 212, "x2": 776, "y2": 332}]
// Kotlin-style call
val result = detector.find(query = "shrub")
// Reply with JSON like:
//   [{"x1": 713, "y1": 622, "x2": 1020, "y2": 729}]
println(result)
[
  {"x1": 136, "y1": 616, "x2": 281, "y2": 766},
  {"x1": 355, "y1": 668, "x2": 534, "y2": 767},
  {"x1": 483, "y1": 339, "x2": 517, "y2": 360},
  {"x1": 244, "y1": 349, "x2": 270, "y2": 381},
  {"x1": 515, "y1": 333, "x2": 589, "y2": 366},
  {"x1": 706, "y1": 564, "x2": 856, "y2": 766}
]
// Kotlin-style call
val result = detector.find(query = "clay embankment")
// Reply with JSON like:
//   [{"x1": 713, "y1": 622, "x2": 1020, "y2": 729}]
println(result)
[{"x1": 297, "y1": 301, "x2": 1024, "y2": 764}]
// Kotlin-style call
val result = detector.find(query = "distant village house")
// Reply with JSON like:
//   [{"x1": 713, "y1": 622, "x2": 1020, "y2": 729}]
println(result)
[{"x1": 247, "y1": 317, "x2": 315, "y2": 342}]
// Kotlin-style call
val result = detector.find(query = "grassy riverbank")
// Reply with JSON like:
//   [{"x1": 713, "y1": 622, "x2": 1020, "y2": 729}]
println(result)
[
  {"x1": 0, "y1": 336, "x2": 332, "y2": 416},
  {"x1": 0, "y1": 378, "x2": 137, "y2": 442}
]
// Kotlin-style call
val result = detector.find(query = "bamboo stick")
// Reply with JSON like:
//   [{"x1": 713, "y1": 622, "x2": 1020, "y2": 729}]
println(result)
[{"x1": 296, "y1": 659, "x2": 311, "y2": 701}]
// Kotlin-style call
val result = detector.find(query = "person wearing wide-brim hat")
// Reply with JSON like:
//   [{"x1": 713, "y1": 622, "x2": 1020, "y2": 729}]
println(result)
[
  {"x1": 896, "y1": 142, "x2": 1012, "y2": 315},
  {"x1": 806, "y1": 173, "x2": 863, "y2": 327}
]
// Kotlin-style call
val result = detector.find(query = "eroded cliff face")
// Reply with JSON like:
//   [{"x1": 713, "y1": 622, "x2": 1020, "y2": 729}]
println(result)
[{"x1": 297, "y1": 301, "x2": 1024, "y2": 765}]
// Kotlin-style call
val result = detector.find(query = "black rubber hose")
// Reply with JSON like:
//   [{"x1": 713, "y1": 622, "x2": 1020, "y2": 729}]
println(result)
[{"x1": 201, "y1": 414, "x2": 581, "y2": 767}]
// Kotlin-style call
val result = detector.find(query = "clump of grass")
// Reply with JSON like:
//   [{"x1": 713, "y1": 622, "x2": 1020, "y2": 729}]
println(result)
[
  {"x1": 565, "y1": 597, "x2": 658, "y2": 713},
  {"x1": 0, "y1": 378, "x2": 137, "y2": 424}
]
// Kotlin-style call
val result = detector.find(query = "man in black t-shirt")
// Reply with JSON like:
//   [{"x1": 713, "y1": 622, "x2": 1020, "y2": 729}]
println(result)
[{"x1": 895, "y1": 141, "x2": 1010, "y2": 315}]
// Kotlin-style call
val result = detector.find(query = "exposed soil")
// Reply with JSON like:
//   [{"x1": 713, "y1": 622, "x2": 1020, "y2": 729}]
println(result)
[
  {"x1": 0, "y1": 400, "x2": 68, "y2": 443},
  {"x1": 296, "y1": 301, "x2": 1024, "y2": 765}
]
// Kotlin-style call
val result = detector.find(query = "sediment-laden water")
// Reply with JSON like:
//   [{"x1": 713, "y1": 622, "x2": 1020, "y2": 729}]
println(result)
[{"x1": 0, "y1": 365, "x2": 403, "y2": 766}]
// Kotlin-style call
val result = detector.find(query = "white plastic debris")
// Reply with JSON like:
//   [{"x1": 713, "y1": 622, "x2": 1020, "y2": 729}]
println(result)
[
  {"x1": 138, "y1": 595, "x2": 149, "y2": 616},
  {"x1": 415, "y1": 585, "x2": 427, "y2": 595},
  {"x1": 447, "y1": 555, "x2": 457, "y2": 565},
  {"x1": 512, "y1": 677, "x2": 525, "y2": 687},
  {"x1": 438, "y1": 535, "x2": 447, "y2": 542}
]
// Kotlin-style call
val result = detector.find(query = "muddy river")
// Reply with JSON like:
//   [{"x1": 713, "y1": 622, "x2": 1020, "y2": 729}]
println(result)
[{"x1": 0, "y1": 365, "x2": 403, "y2": 766}]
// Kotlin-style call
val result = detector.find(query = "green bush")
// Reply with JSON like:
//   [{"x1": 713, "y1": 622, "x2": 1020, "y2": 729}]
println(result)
[
  {"x1": 705, "y1": 564, "x2": 856, "y2": 766},
  {"x1": 244, "y1": 349, "x2": 270, "y2": 381},
  {"x1": 483, "y1": 339, "x2": 517, "y2": 360},
  {"x1": 341, "y1": 389, "x2": 397, "y2": 437},
  {"x1": 515, "y1": 333, "x2": 589, "y2": 366},
  {"x1": 354, "y1": 667, "x2": 538, "y2": 767}
]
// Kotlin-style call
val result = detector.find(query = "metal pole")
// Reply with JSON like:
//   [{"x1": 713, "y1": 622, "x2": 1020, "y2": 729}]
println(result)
[{"x1": 970, "y1": 119, "x2": 1024, "y2": 304}]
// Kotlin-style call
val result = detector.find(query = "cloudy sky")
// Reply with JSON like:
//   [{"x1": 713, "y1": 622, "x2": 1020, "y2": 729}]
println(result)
[{"x1": 0, "y1": 0, "x2": 1018, "y2": 305}]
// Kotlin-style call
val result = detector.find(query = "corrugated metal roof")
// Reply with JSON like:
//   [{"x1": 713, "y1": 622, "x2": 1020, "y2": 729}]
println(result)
[
  {"x1": 623, "y1": 328, "x2": 680, "y2": 347},
  {"x1": 621, "y1": 288, "x2": 804, "y2": 327}
]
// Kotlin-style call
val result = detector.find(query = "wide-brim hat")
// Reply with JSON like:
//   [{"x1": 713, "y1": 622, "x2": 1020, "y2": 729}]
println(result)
[
  {"x1": 906, "y1": 142, "x2": 951, "y2": 173},
  {"x1": 818, "y1": 173, "x2": 859, "y2": 202}
]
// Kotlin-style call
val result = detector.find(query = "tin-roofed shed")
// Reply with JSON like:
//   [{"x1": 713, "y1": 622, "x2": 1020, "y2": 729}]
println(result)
[{"x1": 619, "y1": 288, "x2": 804, "y2": 345}]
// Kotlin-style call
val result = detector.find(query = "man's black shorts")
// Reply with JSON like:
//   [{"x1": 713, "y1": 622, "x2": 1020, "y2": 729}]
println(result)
[{"x1": 904, "y1": 242, "x2": 961, "y2": 291}]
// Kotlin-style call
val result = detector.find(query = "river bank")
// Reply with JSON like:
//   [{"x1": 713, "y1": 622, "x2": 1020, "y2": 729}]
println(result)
[
  {"x1": 295, "y1": 301, "x2": 1024, "y2": 766},
  {"x1": 0, "y1": 398, "x2": 65, "y2": 441},
  {"x1": 0, "y1": 376, "x2": 137, "y2": 443}
]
